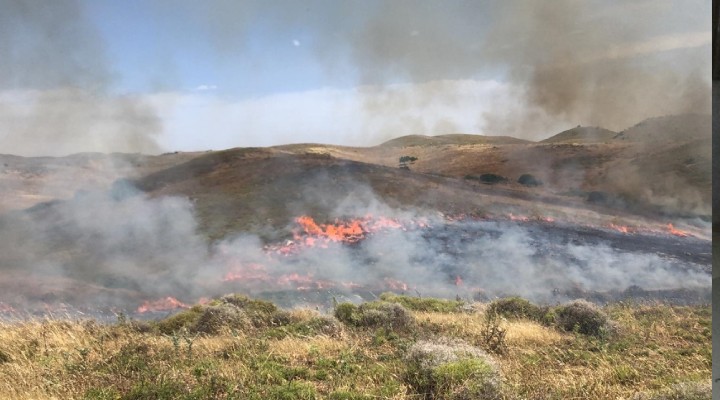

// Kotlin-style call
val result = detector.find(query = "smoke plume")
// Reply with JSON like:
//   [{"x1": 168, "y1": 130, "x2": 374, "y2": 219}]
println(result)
[
  {"x1": 0, "y1": 0, "x2": 161, "y2": 156},
  {"x1": 0, "y1": 176, "x2": 709, "y2": 313}
]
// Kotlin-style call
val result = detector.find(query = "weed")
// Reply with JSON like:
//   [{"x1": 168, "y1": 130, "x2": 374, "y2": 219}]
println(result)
[{"x1": 481, "y1": 311, "x2": 507, "y2": 355}]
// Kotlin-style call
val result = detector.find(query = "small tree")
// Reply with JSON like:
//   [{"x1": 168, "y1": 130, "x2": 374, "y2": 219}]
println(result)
[{"x1": 399, "y1": 155, "x2": 418, "y2": 169}]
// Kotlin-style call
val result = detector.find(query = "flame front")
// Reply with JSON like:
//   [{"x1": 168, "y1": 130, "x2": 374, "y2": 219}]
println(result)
[
  {"x1": 667, "y1": 223, "x2": 690, "y2": 237},
  {"x1": 137, "y1": 296, "x2": 189, "y2": 313}
]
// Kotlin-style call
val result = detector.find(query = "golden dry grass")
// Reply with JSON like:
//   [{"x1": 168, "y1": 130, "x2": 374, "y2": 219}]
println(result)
[{"x1": 0, "y1": 299, "x2": 710, "y2": 400}]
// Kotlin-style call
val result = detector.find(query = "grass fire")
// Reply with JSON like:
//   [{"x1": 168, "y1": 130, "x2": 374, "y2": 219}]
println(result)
[{"x1": 0, "y1": 1, "x2": 712, "y2": 398}]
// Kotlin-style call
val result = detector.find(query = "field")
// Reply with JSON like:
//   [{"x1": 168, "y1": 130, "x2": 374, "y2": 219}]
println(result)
[{"x1": 0, "y1": 294, "x2": 710, "y2": 400}]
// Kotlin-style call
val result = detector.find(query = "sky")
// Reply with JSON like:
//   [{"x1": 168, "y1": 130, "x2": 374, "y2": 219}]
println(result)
[{"x1": 0, "y1": 0, "x2": 711, "y2": 156}]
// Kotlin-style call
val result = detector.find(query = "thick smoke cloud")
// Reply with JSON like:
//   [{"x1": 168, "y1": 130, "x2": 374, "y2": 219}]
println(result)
[
  {"x1": 0, "y1": 0, "x2": 161, "y2": 156},
  {"x1": 0, "y1": 178, "x2": 709, "y2": 312},
  {"x1": 147, "y1": 0, "x2": 710, "y2": 141}
]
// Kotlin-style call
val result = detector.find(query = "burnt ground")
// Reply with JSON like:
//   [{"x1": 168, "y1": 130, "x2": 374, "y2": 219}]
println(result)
[{"x1": 246, "y1": 219, "x2": 712, "y2": 309}]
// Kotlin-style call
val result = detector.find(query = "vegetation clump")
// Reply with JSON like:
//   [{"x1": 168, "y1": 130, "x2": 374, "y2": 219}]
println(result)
[
  {"x1": 0, "y1": 294, "x2": 710, "y2": 399},
  {"x1": 334, "y1": 301, "x2": 414, "y2": 331},
  {"x1": 405, "y1": 339, "x2": 502, "y2": 399},
  {"x1": 153, "y1": 305, "x2": 204, "y2": 334},
  {"x1": 554, "y1": 299, "x2": 612, "y2": 337},
  {"x1": 487, "y1": 296, "x2": 548, "y2": 323},
  {"x1": 464, "y1": 173, "x2": 508, "y2": 184},
  {"x1": 192, "y1": 303, "x2": 249, "y2": 334},
  {"x1": 379, "y1": 293, "x2": 464, "y2": 313},
  {"x1": 517, "y1": 173, "x2": 543, "y2": 186}
]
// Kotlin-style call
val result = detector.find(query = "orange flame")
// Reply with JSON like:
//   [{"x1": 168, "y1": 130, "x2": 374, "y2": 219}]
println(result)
[
  {"x1": 507, "y1": 213, "x2": 530, "y2": 222},
  {"x1": 455, "y1": 276, "x2": 464, "y2": 286},
  {"x1": 137, "y1": 296, "x2": 189, "y2": 313},
  {"x1": 384, "y1": 277, "x2": 409, "y2": 291},
  {"x1": 667, "y1": 223, "x2": 690, "y2": 237},
  {"x1": 609, "y1": 223, "x2": 630, "y2": 234}
]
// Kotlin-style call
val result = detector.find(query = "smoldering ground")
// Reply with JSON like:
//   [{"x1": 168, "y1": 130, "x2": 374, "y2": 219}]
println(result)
[{"x1": 0, "y1": 176, "x2": 709, "y2": 314}]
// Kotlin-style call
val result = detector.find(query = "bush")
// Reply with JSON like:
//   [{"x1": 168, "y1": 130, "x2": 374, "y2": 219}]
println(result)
[
  {"x1": 554, "y1": 300, "x2": 611, "y2": 337},
  {"x1": 154, "y1": 306, "x2": 204, "y2": 334},
  {"x1": 487, "y1": 297, "x2": 547, "y2": 322},
  {"x1": 464, "y1": 174, "x2": 508, "y2": 185},
  {"x1": 334, "y1": 303, "x2": 359, "y2": 325},
  {"x1": 379, "y1": 293, "x2": 463, "y2": 313},
  {"x1": 192, "y1": 303, "x2": 249, "y2": 334},
  {"x1": 359, "y1": 302, "x2": 414, "y2": 330},
  {"x1": 517, "y1": 174, "x2": 543, "y2": 187},
  {"x1": 405, "y1": 339, "x2": 501, "y2": 400},
  {"x1": 334, "y1": 301, "x2": 414, "y2": 331}
]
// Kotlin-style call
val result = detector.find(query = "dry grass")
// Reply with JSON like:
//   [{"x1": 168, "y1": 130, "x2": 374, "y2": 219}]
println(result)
[{"x1": 0, "y1": 298, "x2": 710, "y2": 400}]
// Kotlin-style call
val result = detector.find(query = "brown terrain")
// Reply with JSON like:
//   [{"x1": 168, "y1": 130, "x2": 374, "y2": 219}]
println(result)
[{"x1": 0, "y1": 113, "x2": 711, "y2": 313}]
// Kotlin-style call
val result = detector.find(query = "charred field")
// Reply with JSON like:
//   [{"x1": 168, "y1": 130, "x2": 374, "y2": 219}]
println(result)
[{"x1": 0, "y1": 114, "x2": 712, "y2": 399}]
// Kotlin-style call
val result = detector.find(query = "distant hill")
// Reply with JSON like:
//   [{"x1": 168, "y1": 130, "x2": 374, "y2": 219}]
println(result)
[
  {"x1": 379, "y1": 134, "x2": 530, "y2": 147},
  {"x1": 613, "y1": 114, "x2": 710, "y2": 143},
  {"x1": 541, "y1": 126, "x2": 617, "y2": 144}
]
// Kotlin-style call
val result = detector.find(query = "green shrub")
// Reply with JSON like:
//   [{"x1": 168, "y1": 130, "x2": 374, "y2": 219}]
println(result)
[
  {"x1": 153, "y1": 306, "x2": 203, "y2": 335},
  {"x1": 487, "y1": 297, "x2": 547, "y2": 322},
  {"x1": 433, "y1": 358, "x2": 500, "y2": 399},
  {"x1": 379, "y1": 293, "x2": 463, "y2": 313},
  {"x1": 192, "y1": 303, "x2": 249, "y2": 334},
  {"x1": 334, "y1": 303, "x2": 359, "y2": 325},
  {"x1": 554, "y1": 300, "x2": 611, "y2": 337},
  {"x1": 334, "y1": 301, "x2": 414, "y2": 331},
  {"x1": 358, "y1": 301, "x2": 414, "y2": 330},
  {"x1": 405, "y1": 339, "x2": 501, "y2": 400},
  {"x1": 517, "y1": 174, "x2": 543, "y2": 186},
  {"x1": 220, "y1": 294, "x2": 287, "y2": 328}
]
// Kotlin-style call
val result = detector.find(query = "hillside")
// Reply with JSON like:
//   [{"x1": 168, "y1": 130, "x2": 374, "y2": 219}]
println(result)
[
  {"x1": 0, "y1": 113, "x2": 711, "y2": 341},
  {"x1": 540, "y1": 126, "x2": 617, "y2": 143}
]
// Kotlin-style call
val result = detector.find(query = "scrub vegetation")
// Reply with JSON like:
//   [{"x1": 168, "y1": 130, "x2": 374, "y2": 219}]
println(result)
[{"x1": 0, "y1": 294, "x2": 710, "y2": 399}]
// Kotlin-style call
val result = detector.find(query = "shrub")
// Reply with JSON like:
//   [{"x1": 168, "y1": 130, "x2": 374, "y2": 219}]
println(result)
[
  {"x1": 464, "y1": 174, "x2": 508, "y2": 184},
  {"x1": 405, "y1": 339, "x2": 501, "y2": 400},
  {"x1": 358, "y1": 302, "x2": 414, "y2": 330},
  {"x1": 554, "y1": 300, "x2": 611, "y2": 337},
  {"x1": 192, "y1": 303, "x2": 249, "y2": 334},
  {"x1": 334, "y1": 301, "x2": 414, "y2": 331},
  {"x1": 334, "y1": 302, "x2": 359, "y2": 325},
  {"x1": 517, "y1": 174, "x2": 543, "y2": 186},
  {"x1": 154, "y1": 306, "x2": 204, "y2": 334},
  {"x1": 379, "y1": 293, "x2": 463, "y2": 313},
  {"x1": 487, "y1": 297, "x2": 547, "y2": 322}
]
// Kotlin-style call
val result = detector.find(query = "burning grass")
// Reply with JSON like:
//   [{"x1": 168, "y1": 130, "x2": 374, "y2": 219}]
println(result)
[{"x1": 0, "y1": 295, "x2": 710, "y2": 400}]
